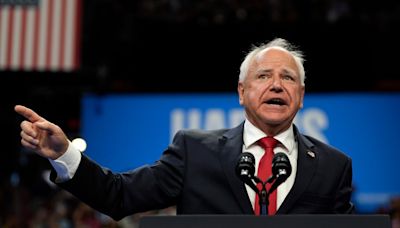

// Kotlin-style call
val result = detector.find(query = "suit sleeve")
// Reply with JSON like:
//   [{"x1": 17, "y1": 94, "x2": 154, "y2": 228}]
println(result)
[
  {"x1": 334, "y1": 156, "x2": 355, "y2": 214},
  {"x1": 51, "y1": 130, "x2": 188, "y2": 221}
]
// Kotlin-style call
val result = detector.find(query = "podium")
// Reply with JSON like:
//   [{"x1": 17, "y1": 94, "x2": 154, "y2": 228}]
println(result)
[{"x1": 139, "y1": 214, "x2": 391, "y2": 228}]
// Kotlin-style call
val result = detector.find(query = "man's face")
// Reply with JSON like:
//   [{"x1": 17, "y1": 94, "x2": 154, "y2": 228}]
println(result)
[{"x1": 238, "y1": 48, "x2": 305, "y2": 134}]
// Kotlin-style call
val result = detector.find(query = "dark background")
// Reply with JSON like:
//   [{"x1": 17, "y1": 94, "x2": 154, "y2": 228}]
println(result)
[{"x1": 1, "y1": 0, "x2": 400, "y2": 225}]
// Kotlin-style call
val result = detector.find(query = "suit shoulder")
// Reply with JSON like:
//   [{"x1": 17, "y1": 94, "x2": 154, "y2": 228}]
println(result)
[
  {"x1": 169, "y1": 128, "x2": 231, "y2": 153},
  {"x1": 174, "y1": 128, "x2": 229, "y2": 140},
  {"x1": 303, "y1": 134, "x2": 352, "y2": 162}
]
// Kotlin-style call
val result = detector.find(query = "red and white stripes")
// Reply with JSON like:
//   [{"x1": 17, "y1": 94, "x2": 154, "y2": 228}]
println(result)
[{"x1": 0, "y1": 0, "x2": 81, "y2": 72}]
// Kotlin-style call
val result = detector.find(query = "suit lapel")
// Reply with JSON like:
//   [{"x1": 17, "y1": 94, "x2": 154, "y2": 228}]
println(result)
[
  {"x1": 277, "y1": 126, "x2": 318, "y2": 214},
  {"x1": 218, "y1": 123, "x2": 254, "y2": 214}
]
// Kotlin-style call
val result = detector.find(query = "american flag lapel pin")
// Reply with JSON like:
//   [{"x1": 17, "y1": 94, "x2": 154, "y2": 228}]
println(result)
[{"x1": 307, "y1": 150, "x2": 315, "y2": 158}]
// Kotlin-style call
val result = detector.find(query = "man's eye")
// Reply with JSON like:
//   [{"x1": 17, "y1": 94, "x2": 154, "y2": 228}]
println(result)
[
  {"x1": 283, "y1": 75, "x2": 294, "y2": 81},
  {"x1": 258, "y1": 74, "x2": 268, "y2": 79}
]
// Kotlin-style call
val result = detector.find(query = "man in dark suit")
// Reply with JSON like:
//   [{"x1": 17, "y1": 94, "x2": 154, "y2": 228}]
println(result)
[{"x1": 15, "y1": 38, "x2": 354, "y2": 221}]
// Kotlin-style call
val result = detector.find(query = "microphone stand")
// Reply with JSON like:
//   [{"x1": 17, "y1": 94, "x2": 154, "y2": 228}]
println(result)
[
  {"x1": 260, "y1": 182, "x2": 268, "y2": 215},
  {"x1": 257, "y1": 169, "x2": 290, "y2": 215},
  {"x1": 251, "y1": 176, "x2": 276, "y2": 215}
]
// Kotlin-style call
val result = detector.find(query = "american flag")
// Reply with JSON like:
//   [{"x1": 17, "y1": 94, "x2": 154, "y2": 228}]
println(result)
[{"x1": 0, "y1": 0, "x2": 81, "y2": 72}]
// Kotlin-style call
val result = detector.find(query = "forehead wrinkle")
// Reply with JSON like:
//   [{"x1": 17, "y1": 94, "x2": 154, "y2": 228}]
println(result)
[
  {"x1": 255, "y1": 67, "x2": 297, "y2": 77},
  {"x1": 256, "y1": 69, "x2": 273, "y2": 74}
]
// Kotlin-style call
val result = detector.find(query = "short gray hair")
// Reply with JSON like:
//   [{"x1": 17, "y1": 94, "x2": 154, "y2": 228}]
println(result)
[{"x1": 238, "y1": 38, "x2": 306, "y2": 85}]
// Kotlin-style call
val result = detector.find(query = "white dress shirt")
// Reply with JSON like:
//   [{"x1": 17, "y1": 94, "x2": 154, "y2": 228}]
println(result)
[
  {"x1": 49, "y1": 140, "x2": 81, "y2": 182},
  {"x1": 242, "y1": 119, "x2": 298, "y2": 211}
]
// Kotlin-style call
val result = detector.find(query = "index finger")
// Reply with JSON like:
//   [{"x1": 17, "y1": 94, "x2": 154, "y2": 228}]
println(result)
[{"x1": 14, "y1": 105, "x2": 44, "y2": 122}]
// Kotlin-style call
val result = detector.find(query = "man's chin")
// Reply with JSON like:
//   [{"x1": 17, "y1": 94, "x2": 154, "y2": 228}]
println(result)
[
  {"x1": 262, "y1": 114, "x2": 287, "y2": 123},
  {"x1": 262, "y1": 116, "x2": 293, "y2": 127}
]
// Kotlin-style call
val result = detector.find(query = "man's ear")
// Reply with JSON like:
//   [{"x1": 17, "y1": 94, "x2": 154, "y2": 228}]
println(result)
[
  {"x1": 300, "y1": 85, "x2": 305, "y2": 108},
  {"x1": 238, "y1": 82, "x2": 244, "y2": 105}
]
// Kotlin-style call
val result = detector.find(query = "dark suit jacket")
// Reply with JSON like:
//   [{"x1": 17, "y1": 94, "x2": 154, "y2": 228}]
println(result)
[{"x1": 54, "y1": 123, "x2": 354, "y2": 221}]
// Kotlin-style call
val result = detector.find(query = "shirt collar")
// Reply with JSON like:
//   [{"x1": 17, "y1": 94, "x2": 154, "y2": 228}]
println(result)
[{"x1": 243, "y1": 119, "x2": 295, "y2": 154}]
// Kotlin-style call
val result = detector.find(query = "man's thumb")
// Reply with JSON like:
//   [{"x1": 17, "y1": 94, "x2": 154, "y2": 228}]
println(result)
[{"x1": 34, "y1": 121, "x2": 54, "y2": 133}]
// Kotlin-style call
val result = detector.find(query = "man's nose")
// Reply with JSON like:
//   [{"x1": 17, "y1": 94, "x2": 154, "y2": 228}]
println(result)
[{"x1": 270, "y1": 76, "x2": 283, "y2": 91}]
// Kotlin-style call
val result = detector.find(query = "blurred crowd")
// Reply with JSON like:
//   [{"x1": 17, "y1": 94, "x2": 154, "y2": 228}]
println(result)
[
  {"x1": 0, "y1": 152, "x2": 176, "y2": 228},
  {"x1": 0, "y1": 171, "x2": 176, "y2": 227},
  {"x1": 131, "y1": 0, "x2": 400, "y2": 27},
  {"x1": 379, "y1": 197, "x2": 400, "y2": 228}
]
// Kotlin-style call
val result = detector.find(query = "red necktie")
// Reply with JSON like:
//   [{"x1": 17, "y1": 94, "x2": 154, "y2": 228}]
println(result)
[{"x1": 254, "y1": 136, "x2": 278, "y2": 215}]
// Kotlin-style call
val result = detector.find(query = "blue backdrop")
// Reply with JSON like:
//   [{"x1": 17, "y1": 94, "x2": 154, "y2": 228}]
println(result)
[{"x1": 81, "y1": 92, "x2": 400, "y2": 213}]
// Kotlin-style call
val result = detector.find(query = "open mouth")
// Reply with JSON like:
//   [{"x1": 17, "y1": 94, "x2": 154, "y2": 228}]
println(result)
[{"x1": 265, "y1": 98, "x2": 287, "y2": 106}]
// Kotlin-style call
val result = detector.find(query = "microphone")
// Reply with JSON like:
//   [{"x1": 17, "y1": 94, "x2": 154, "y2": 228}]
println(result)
[
  {"x1": 235, "y1": 152, "x2": 259, "y2": 193},
  {"x1": 268, "y1": 152, "x2": 292, "y2": 194},
  {"x1": 236, "y1": 151, "x2": 292, "y2": 215}
]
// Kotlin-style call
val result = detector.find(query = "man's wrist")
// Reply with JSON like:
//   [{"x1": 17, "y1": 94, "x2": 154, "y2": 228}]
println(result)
[{"x1": 48, "y1": 141, "x2": 82, "y2": 182}]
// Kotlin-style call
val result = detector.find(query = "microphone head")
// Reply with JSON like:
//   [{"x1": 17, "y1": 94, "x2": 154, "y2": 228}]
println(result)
[
  {"x1": 272, "y1": 152, "x2": 292, "y2": 181},
  {"x1": 235, "y1": 152, "x2": 256, "y2": 182}
]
